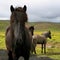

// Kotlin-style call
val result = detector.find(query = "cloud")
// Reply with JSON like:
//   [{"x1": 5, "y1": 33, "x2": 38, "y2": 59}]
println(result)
[
  {"x1": 0, "y1": 0, "x2": 60, "y2": 22},
  {"x1": 30, "y1": 0, "x2": 60, "y2": 22}
]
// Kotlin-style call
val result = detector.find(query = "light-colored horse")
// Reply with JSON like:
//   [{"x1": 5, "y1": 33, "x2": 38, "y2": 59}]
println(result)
[
  {"x1": 5, "y1": 5, "x2": 32, "y2": 60},
  {"x1": 32, "y1": 31, "x2": 51, "y2": 53}
]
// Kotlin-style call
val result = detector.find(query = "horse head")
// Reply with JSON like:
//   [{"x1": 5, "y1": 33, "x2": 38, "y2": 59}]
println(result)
[
  {"x1": 42, "y1": 30, "x2": 52, "y2": 39},
  {"x1": 48, "y1": 30, "x2": 51, "y2": 39},
  {"x1": 10, "y1": 5, "x2": 28, "y2": 45},
  {"x1": 29, "y1": 26, "x2": 34, "y2": 36}
]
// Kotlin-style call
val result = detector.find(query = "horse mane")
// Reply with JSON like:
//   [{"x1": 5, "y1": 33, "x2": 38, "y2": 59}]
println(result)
[{"x1": 41, "y1": 30, "x2": 51, "y2": 35}]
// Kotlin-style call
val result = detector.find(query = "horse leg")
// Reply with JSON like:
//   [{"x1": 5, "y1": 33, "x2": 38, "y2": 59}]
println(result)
[
  {"x1": 12, "y1": 54, "x2": 19, "y2": 60},
  {"x1": 8, "y1": 50, "x2": 13, "y2": 60},
  {"x1": 34, "y1": 47, "x2": 36, "y2": 54},
  {"x1": 41, "y1": 44, "x2": 43, "y2": 53},
  {"x1": 24, "y1": 51, "x2": 30, "y2": 60},
  {"x1": 24, "y1": 55, "x2": 30, "y2": 60},
  {"x1": 44, "y1": 43, "x2": 46, "y2": 54},
  {"x1": 13, "y1": 57, "x2": 19, "y2": 60}
]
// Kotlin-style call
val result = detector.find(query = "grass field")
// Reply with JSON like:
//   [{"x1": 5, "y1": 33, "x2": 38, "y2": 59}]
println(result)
[{"x1": 0, "y1": 20, "x2": 60, "y2": 60}]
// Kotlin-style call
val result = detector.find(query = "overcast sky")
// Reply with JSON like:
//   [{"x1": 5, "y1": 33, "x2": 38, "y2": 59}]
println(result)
[{"x1": 0, "y1": 0, "x2": 60, "y2": 22}]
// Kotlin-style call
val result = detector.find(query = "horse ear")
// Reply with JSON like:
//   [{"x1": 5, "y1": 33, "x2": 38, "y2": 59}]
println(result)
[
  {"x1": 23, "y1": 5, "x2": 27, "y2": 12},
  {"x1": 29, "y1": 26, "x2": 34, "y2": 31},
  {"x1": 49, "y1": 30, "x2": 51, "y2": 34},
  {"x1": 10, "y1": 5, "x2": 14, "y2": 12},
  {"x1": 31, "y1": 26, "x2": 34, "y2": 30}
]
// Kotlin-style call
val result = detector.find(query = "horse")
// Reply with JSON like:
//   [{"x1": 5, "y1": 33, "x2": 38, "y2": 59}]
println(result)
[
  {"x1": 5, "y1": 5, "x2": 32, "y2": 60},
  {"x1": 29, "y1": 26, "x2": 36, "y2": 54},
  {"x1": 30, "y1": 30, "x2": 51, "y2": 54}
]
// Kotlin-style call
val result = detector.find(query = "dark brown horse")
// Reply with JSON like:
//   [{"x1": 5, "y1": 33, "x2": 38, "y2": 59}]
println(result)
[
  {"x1": 29, "y1": 26, "x2": 36, "y2": 54},
  {"x1": 5, "y1": 5, "x2": 32, "y2": 60}
]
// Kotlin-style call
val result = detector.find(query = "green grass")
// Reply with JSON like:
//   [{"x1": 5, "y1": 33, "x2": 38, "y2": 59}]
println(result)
[
  {"x1": 33, "y1": 31, "x2": 60, "y2": 60},
  {"x1": 0, "y1": 20, "x2": 60, "y2": 60},
  {"x1": 0, "y1": 20, "x2": 9, "y2": 32},
  {"x1": 0, "y1": 32, "x2": 6, "y2": 49}
]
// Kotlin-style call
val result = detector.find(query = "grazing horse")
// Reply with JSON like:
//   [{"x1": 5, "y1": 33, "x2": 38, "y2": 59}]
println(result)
[
  {"x1": 5, "y1": 5, "x2": 32, "y2": 60},
  {"x1": 30, "y1": 30, "x2": 51, "y2": 54}
]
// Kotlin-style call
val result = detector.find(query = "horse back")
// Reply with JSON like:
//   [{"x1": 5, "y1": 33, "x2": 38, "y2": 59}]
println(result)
[{"x1": 33, "y1": 35, "x2": 46, "y2": 44}]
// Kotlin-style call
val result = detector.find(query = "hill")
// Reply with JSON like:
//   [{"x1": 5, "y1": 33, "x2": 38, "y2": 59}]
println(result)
[
  {"x1": 0, "y1": 20, "x2": 60, "y2": 32},
  {"x1": 0, "y1": 20, "x2": 60, "y2": 60},
  {"x1": 28, "y1": 22, "x2": 60, "y2": 31}
]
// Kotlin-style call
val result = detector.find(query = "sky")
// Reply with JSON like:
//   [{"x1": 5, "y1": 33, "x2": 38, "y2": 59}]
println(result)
[{"x1": 0, "y1": 0, "x2": 60, "y2": 22}]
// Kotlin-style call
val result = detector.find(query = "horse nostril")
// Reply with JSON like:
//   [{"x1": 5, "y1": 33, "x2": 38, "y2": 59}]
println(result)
[{"x1": 16, "y1": 39, "x2": 23, "y2": 45}]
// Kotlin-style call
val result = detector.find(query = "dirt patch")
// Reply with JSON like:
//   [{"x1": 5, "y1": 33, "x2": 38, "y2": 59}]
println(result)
[{"x1": 0, "y1": 49, "x2": 53, "y2": 60}]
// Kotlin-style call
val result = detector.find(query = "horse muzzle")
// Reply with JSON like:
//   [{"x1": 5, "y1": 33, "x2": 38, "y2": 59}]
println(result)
[{"x1": 16, "y1": 39, "x2": 23, "y2": 46}]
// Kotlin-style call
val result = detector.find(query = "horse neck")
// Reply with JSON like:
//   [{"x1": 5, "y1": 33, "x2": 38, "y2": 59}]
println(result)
[{"x1": 42, "y1": 34, "x2": 48, "y2": 38}]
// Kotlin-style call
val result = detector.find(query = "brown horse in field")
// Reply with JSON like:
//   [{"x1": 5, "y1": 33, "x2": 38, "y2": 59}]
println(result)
[
  {"x1": 29, "y1": 28, "x2": 51, "y2": 54},
  {"x1": 5, "y1": 5, "x2": 32, "y2": 60},
  {"x1": 29, "y1": 26, "x2": 36, "y2": 54}
]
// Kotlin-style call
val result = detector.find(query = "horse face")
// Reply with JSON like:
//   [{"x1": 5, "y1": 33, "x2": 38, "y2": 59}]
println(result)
[
  {"x1": 10, "y1": 5, "x2": 28, "y2": 23},
  {"x1": 48, "y1": 31, "x2": 51, "y2": 39},
  {"x1": 10, "y1": 5, "x2": 28, "y2": 44},
  {"x1": 48, "y1": 34, "x2": 51, "y2": 39},
  {"x1": 13, "y1": 22, "x2": 23, "y2": 44}
]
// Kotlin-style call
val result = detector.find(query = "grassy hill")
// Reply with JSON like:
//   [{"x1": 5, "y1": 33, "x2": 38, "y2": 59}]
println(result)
[
  {"x1": 0, "y1": 20, "x2": 9, "y2": 32},
  {"x1": 27, "y1": 22, "x2": 60, "y2": 31},
  {"x1": 0, "y1": 20, "x2": 60, "y2": 60},
  {"x1": 0, "y1": 20, "x2": 60, "y2": 32}
]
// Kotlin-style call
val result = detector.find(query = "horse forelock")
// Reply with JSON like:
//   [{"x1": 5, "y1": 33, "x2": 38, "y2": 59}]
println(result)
[{"x1": 15, "y1": 7, "x2": 25, "y2": 12}]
